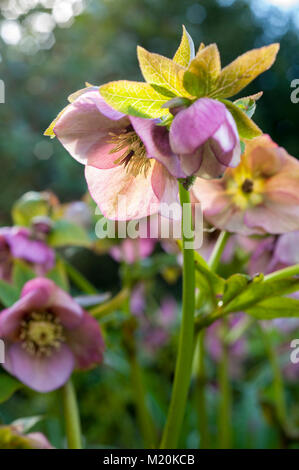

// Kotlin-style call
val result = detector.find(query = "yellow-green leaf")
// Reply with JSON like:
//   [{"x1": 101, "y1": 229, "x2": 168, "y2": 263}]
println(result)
[
  {"x1": 137, "y1": 46, "x2": 191, "y2": 98},
  {"x1": 189, "y1": 44, "x2": 221, "y2": 86},
  {"x1": 221, "y1": 99, "x2": 262, "y2": 139},
  {"x1": 213, "y1": 43, "x2": 280, "y2": 99},
  {"x1": 173, "y1": 25, "x2": 195, "y2": 67},
  {"x1": 44, "y1": 106, "x2": 68, "y2": 138},
  {"x1": 99, "y1": 80, "x2": 170, "y2": 118}
]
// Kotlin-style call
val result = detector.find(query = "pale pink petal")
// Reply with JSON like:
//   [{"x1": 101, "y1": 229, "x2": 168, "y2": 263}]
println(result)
[
  {"x1": 54, "y1": 89, "x2": 129, "y2": 166},
  {"x1": 3, "y1": 343, "x2": 74, "y2": 393},
  {"x1": 85, "y1": 160, "x2": 161, "y2": 220}
]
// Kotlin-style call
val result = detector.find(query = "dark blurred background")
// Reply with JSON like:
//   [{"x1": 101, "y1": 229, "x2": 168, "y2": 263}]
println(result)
[{"x1": 0, "y1": 0, "x2": 298, "y2": 224}]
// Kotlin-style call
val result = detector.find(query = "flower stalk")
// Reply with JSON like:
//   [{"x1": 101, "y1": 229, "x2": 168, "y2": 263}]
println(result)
[
  {"x1": 62, "y1": 379, "x2": 82, "y2": 449},
  {"x1": 160, "y1": 182, "x2": 195, "y2": 449}
]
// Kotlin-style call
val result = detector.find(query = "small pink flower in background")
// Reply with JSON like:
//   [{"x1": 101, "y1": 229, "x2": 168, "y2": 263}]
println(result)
[
  {"x1": 47, "y1": 87, "x2": 179, "y2": 221},
  {"x1": 169, "y1": 98, "x2": 241, "y2": 178},
  {"x1": 192, "y1": 135, "x2": 299, "y2": 235},
  {"x1": 0, "y1": 227, "x2": 55, "y2": 282},
  {"x1": 206, "y1": 314, "x2": 247, "y2": 377},
  {"x1": 109, "y1": 237, "x2": 156, "y2": 265},
  {"x1": 63, "y1": 201, "x2": 92, "y2": 229},
  {"x1": 0, "y1": 278, "x2": 104, "y2": 392}
]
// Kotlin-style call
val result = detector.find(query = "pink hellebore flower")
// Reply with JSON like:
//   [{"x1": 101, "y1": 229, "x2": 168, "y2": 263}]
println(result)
[
  {"x1": 0, "y1": 278, "x2": 104, "y2": 393},
  {"x1": 192, "y1": 135, "x2": 299, "y2": 235},
  {"x1": 169, "y1": 98, "x2": 241, "y2": 178},
  {"x1": 50, "y1": 87, "x2": 180, "y2": 221},
  {"x1": 0, "y1": 227, "x2": 55, "y2": 282}
]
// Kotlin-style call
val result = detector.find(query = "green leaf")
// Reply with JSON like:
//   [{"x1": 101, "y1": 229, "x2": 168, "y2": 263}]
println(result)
[
  {"x1": 12, "y1": 192, "x2": 50, "y2": 226},
  {"x1": 246, "y1": 297, "x2": 299, "y2": 320},
  {"x1": 234, "y1": 92, "x2": 263, "y2": 118},
  {"x1": 223, "y1": 278, "x2": 299, "y2": 314},
  {"x1": 223, "y1": 273, "x2": 251, "y2": 304},
  {"x1": 12, "y1": 416, "x2": 43, "y2": 433},
  {"x1": 185, "y1": 44, "x2": 221, "y2": 97},
  {"x1": 0, "y1": 279, "x2": 20, "y2": 307},
  {"x1": 46, "y1": 259, "x2": 69, "y2": 292},
  {"x1": 0, "y1": 372, "x2": 22, "y2": 404},
  {"x1": 12, "y1": 260, "x2": 36, "y2": 291},
  {"x1": 48, "y1": 220, "x2": 91, "y2": 248},
  {"x1": 99, "y1": 81, "x2": 171, "y2": 119},
  {"x1": 173, "y1": 25, "x2": 195, "y2": 67},
  {"x1": 194, "y1": 250, "x2": 225, "y2": 296},
  {"x1": 137, "y1": 46, "x2": 191, "y2": 98},
  {"x1": 213, "y1": 43, "x2": 280, "y2": 99},
  {"x1": 220, "y1": 99, "x2": 262, "y2": 139}
]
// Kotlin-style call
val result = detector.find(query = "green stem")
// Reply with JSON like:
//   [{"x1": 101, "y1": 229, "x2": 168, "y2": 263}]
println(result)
[
  {"x1": 160, "y1": 183, "x2": 195, "y2": 449},
  {"x1": 208, "y1": 231, "x2": 230, "y2": 271},
  {"x1": 62, "y1": 258, "x2": 98, "y2": 294},
  {"x1": 264, "y1": 264, "x2": 299, "y2": 282},
  {"x1": 130, "y1": 352, "x2": 157, "y2": 448},
  {"x1": 257, "y1": 323, "x2": 287, "y2": 424},
  {"x1": 61, "y1": 379, "x2": 82, "y2": 449},
  {"x1": 90, "y1": 287, "x2": 129, "y2": 318},
  {"x1": 218, "y1": 319, "x2": 232, "y2": 449},
  {"x1": 195, "y1": 331, "x2": 210, "y2": 448}
]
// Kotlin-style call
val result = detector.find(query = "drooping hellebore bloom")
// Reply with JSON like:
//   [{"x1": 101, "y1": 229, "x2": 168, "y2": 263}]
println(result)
[
  {"x1": 45, "y1": 87, "x2": 180, "y2": 221},
  {"x1": 169, "y1": 98, "x2": 241, "y2": 178},
  {"x1": 0, "y1": 278, "x2": 104, "y2": 392},
  {"x1": 0, "y1": 227, "x2": 55, "y2": 282},
  {"x1": 192, "y1": 135, "x2": 299, "y2": 235},
  {"x1": 0, "y1": 423, "x2": 54, "y2": 449}
]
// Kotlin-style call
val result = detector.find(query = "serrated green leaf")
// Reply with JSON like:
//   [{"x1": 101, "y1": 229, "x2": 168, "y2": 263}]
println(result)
[
  {"x1": 173, "y1": 25, "x2": 195, "y2": 67},
  {"x1": 223, "y1": 273, "x2": 251, "y2": 304},
  {"x1": 221, "y1": 99, "x2": 262, "y2": 139},
  {"x1": 137, "y1": 46, "x2": 191, "y2": 98},
  {"x1": 12, "y1": 259, "x2": 36, "y2": 291},
  {"x1": 185, "y1": 44, "x2": 221, "y2": 97},
  {"x1": 48, "y1": 220, "x2": 91, "y2": 248},
  {"x1": 0, "y1": 280, "x2": 20, "y2": 307},
  {"x1": 234, "y1": 92, "x2": 263, "y2": 118},
  {"x1": 46, "y1": 259, "x2": 69, "y2": 292},
  {"x1": 223, "y1": 278, "x2": 299, "y2": 313},
  {"x1": 246, "y1": 297, "x2": 299, "y2": 320},
  {"x1": 0, "y1": 372, "x2": 22, "y2": 404},
  {"x1": 99, "y1": 81, "x2": 170, "y2": 118},
  {"x1": 213, "y1": 43, "x2": 280, "y2": 99}
]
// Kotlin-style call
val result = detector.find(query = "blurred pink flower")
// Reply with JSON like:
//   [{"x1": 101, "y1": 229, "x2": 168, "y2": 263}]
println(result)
[
  {"x1": 0, "y1": 424, "x2": 54, "y2": 449},
  {"x1": 0, "y1": 278, "x2": 104, "y2": 392},
  {"x1": 109, "y1": 237, "x2": 156, "y2": 265},
  {"x1": 169, "y1": 98, "x2": 241, "y2": 178},
  {"x1": 192, "y1": 135, "x2": 299, "y2": 235},
  {"x1": 49, "y1": 87, "x2": 179, "y2": 221},
  {"x1": 0, "y1": 227, "x2": 55, "y2": 282}
]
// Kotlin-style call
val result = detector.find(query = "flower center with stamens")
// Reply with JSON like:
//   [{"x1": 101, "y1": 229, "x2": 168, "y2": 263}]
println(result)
[
  {"x1": 241, "y1": 178, "x2": 254, "y2": 193},
  {"x1": 19, "y1": 312, "x2": 65, "y2": 357},
  {"x1": 108, "y1": 127, "x2": 151, "y2": 177}
]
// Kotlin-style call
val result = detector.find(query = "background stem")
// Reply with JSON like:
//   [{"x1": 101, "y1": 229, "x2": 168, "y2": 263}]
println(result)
[
  {"x1": 62, "y1": 379, "x2": 82, "y2": 449},
  {"x1": 218, "y1": 319, "x2": 232, "y2": 449},
  {"x1": 195, "y1": 331, "x2": 210, "y2": 448},
  {"x1": 160, "y1": 183, "x2": 195, "y2": 449},
  {"x1": 208, "y1": 231, "x2": 230, "y2": 271}
]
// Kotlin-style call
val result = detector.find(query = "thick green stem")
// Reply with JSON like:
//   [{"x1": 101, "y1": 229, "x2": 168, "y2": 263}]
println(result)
[
  {"x1": 195, "y1": 331, "x2": 210, "y2": 448},
  {"x1": 264, "y1": 264, "x2": 299, "y2": 282},
  {"x1": 208, "y1": 231, "x2": 230, "y2": 271},
  {"x1": 62, "y1": 258, "x2": 98, "y2": 294},
  {"x1": 130, "y1": 352, "x2": 157, "y2": 448},
  {"x1": 257, "y1": 323, "x2": 287, "y2": 424},
  {"x1": 160, "y1": 183, "x2": 195, "y2": 449},
  {"x1": 62, "y1": 379, "x2": 82, "y2": 449},
  {"x1": 218, "y1": 319, "x2": 232, "y2": 449}
]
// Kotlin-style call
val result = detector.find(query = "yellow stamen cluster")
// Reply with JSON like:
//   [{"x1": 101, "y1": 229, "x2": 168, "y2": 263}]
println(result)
[
  {"x1": 19, "y1": 312, "x2": 65, "y2": 357},
  {"x1": 108, "y1": 128, "x2": 151, "y2": 177},
  {"x1": 226, "y1": 165, "x2": 265, "y2": 210}
]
